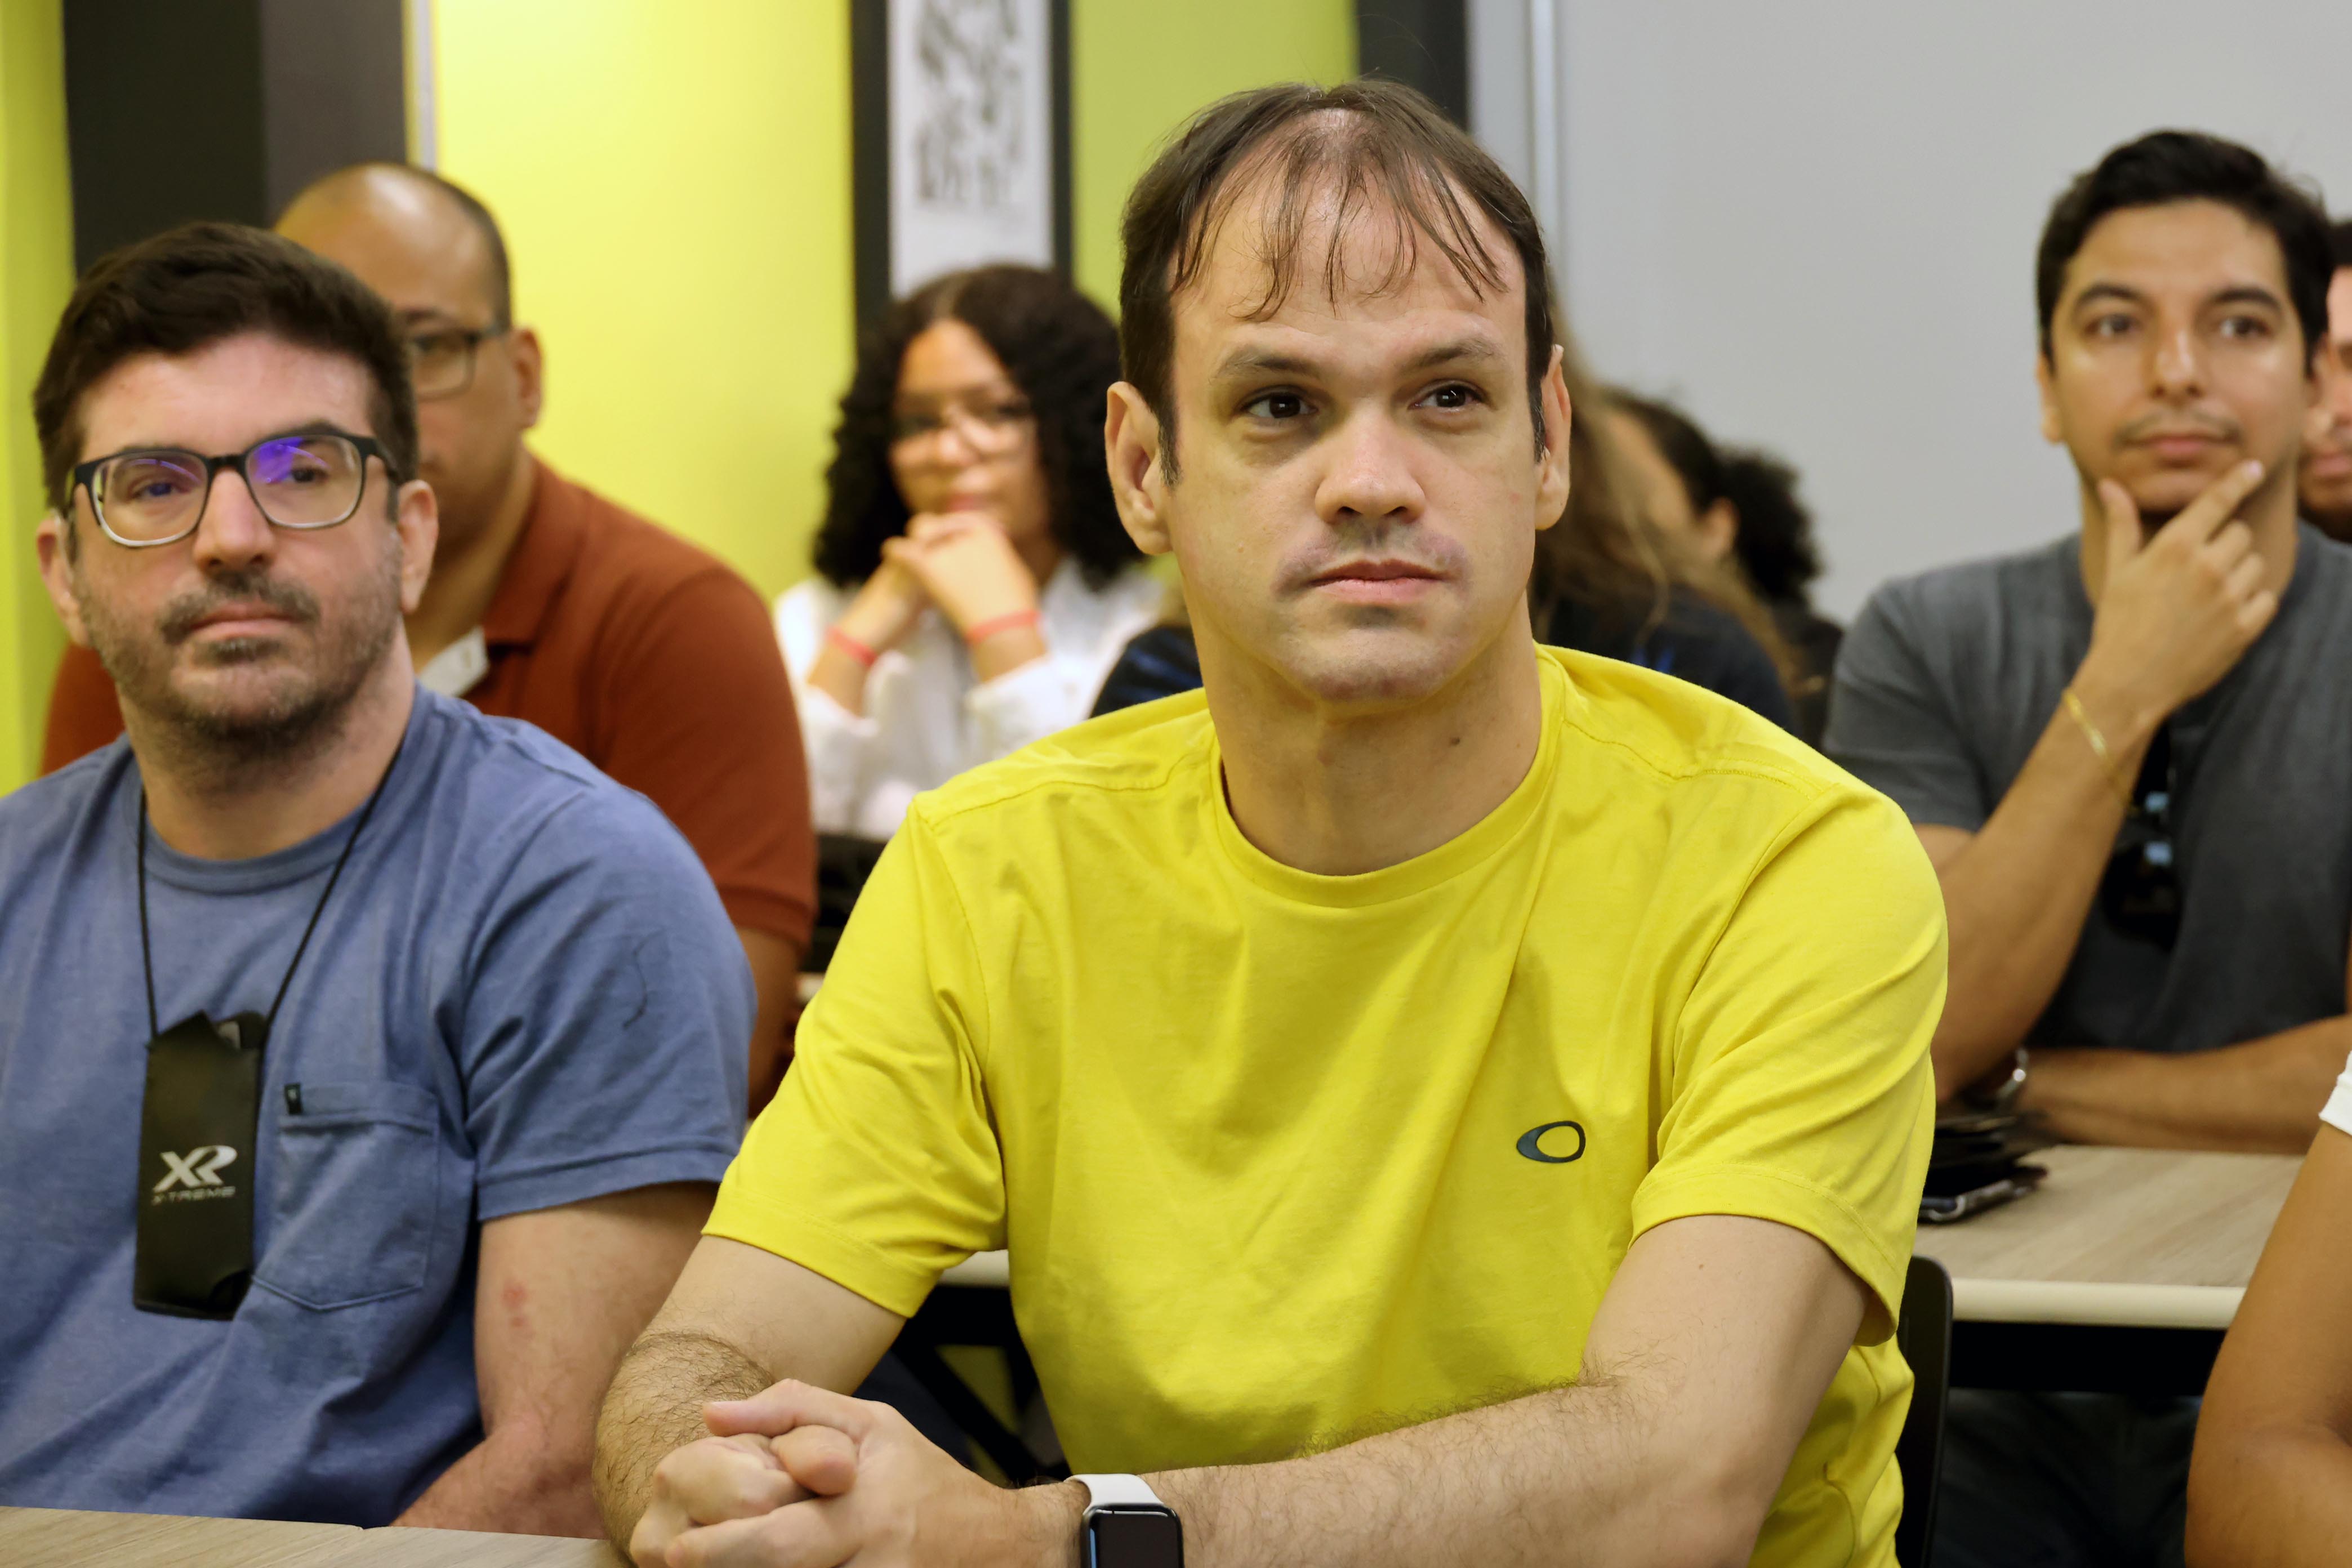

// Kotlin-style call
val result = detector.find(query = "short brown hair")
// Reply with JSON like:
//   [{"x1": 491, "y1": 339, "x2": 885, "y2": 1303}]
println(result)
[
  {"x1": 1119, "y1": 79, "x2": 1555, "y2": 469},
  {"x1": 34, "y1": 221, "x2": 418, "y2": 518}
]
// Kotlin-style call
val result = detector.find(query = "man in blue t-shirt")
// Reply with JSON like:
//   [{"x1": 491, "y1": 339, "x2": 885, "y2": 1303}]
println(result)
[{"x1": 0, "y1": 221, "x2": 752, "y2": 1533}]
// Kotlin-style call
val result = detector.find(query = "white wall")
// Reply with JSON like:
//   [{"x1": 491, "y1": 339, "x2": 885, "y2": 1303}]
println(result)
[{"x1": 1472, "y1": 1, "x2": 2352, "y2": 617}]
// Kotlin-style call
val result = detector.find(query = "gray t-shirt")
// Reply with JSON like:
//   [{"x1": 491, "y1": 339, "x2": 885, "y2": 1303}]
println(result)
[
  {"x1": 1826, "y1": 524, "x2": 2352, "y2": 1055},
  {"x1": 0, "y1": 688, "x2": 751, "y2": 1524}
]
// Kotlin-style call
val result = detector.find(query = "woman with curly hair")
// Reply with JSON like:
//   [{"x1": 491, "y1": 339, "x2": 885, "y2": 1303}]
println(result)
[{"x1": 779, "y1": 265, "x2": 1161, "y2": 838}]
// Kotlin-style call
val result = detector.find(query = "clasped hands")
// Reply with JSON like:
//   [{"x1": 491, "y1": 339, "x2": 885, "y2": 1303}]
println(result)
[
  {"x1": 631, "y1": 1380, "x2": 1075, "y2": 1568},
  {"x1": 838, "y1": 511, "x2": 1044, "y2": 660}
]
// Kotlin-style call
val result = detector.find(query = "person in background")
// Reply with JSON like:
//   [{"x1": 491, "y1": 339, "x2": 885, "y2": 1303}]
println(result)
[
  {"x1": 2297, "y1": 219, "x2": 2352, "y2": 540},
  {"x1": 1607, "y1": 390, "x2": 1842, "y2": 745},
  {"x1": 1093, "y1": 334, "x2": 1795, "y2": 728},
  {"x1": 597, "y1": 79, "x2": 1941, "y2": 1568},
  {"x1": 39, "y1": 163, "x2": 814, "y2": 1109},
  {"x1": 2186, "y1": 1049, "x2": 2352, "y2": 1564},
  {"x1": 0, "y1": 223, "x2": 749, "y2": 1534},
  {"x1": 1828, "y1": 130, "x2": 2349, "y2": 1568},
  {"x1": 781, "y1": 265, "x2": 1162, "y2": 840}
]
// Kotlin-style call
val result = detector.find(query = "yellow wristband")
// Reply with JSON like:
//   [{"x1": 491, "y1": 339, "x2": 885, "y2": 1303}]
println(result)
[{"x1": 2061, "y1": 688, "x2": 2132, "y2": 808}]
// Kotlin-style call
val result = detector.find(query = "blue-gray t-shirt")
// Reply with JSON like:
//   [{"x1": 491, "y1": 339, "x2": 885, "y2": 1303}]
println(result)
[{"x1": 0, "y1": 688, "x2": 751, "y2": 1524}]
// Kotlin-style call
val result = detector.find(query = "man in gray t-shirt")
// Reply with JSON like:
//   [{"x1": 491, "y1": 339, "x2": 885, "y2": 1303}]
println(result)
[
  {"x1": 1828, "y1": 131, "x2": 2348, "y2": 1568},
  {"x1": 1832, "y1": 520, "x2": 2352, "y2": 1071}
]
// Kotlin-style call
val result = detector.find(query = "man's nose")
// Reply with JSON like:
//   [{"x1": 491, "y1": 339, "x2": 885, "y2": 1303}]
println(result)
[
  {"x1": 1316, "y1": 409, "x2": 1424, "y2": 527},
  {"x1": 188, "y1": 470, "x2": 279, "y2": 572},
  {"x1": 2150, "y1": 323, "x2": 2206, "y2": 398}
]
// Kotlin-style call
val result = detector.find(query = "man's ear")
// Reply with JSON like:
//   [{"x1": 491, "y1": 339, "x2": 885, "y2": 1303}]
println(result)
[
  {"x1": 1104, "y1": 381, "x2": 1172, "y2": 556},
  {"x1": 2035, "y1": 351, "x2": 2064, "y2": 445},
  {"x1": 1534, "y1": 345, "x2": 1570, "y2": 532},
  {"x1": 510, "y1": 326, "x2": 545, "y2": 431},
  {"x1": 36, "y1": 510, "x2": 93, "y2": 648},
  {"x1": 393, "y1": 479, "x2": 439, "y2": 613}
]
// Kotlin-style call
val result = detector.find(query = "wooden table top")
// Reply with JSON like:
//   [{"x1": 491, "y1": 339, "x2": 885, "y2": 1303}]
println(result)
[
  {"x1": 0, "y1": 1508, "x2": 621, "y2": 1567},
  {"x1": 1912, "y1": 1143, "x2": 2302, "y2": 1328}
]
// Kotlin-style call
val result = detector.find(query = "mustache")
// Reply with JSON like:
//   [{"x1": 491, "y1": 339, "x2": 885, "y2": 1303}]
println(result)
[
  {"x1": 2115, "y1": 409, "x2": 2241, "y2": 447},
  {"x1": 158, "y1": 570, "x2": 320, "y2": 645}
]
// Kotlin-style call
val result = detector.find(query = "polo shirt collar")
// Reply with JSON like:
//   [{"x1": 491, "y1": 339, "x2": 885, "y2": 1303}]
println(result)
[{"x1": 480, "y1": 456, "x2": 587, "y2": 651}]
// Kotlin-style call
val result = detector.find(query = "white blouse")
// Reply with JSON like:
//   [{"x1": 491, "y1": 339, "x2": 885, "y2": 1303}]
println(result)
[{"x1": 776, "y1": 560, "x2": 1166, "y2": 839}]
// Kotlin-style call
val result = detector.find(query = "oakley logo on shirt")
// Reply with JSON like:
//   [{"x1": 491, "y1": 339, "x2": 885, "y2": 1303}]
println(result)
[
  {"x1": 153, "y1": 1144, "x2": 238, "y2": 1196},
  {"x1": 1515, "y1": 1121, "x2": 1586, "y2": 1164}
]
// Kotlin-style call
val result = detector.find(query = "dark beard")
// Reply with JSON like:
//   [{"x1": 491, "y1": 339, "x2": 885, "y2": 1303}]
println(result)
[{"x1": 78, "y1": 550, "x2": 403, "y2": 776}]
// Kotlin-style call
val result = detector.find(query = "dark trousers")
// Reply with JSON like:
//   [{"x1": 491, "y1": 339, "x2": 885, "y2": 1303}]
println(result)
[
  {"x1": 1932, "y1": 1391, "x2": 2198, "y2": 1568},
  {"x1": 853, "y1": 1351, "x2": 973, "y2": 1468}
]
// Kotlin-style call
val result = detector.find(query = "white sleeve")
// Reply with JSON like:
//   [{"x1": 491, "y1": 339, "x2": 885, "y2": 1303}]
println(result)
[
  {"x1": 2323, "y1": 1050, "x2": 2352, "y2": 1139},
  {"x1": 961, "y1": 571, "x2": 1165, "y2": 761},
  {"x1": 963, "y1": 654, "x2": 1095, "y2": 761},
  {"x1": 776, "y1": 583, "x2": 880, "y2": 838}
]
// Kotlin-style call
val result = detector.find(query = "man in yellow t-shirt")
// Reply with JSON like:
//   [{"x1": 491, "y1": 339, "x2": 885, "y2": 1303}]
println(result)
[{"x1": 597, "y1": 81, "x2": 1943, "y2": 1568}]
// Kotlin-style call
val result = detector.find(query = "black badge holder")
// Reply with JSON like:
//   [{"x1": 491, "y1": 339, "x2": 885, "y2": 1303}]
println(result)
[
  {"x1": 135, "y1": 1011, "x2": 268, "y2": 1317},
  {"x1": 126, "y1": 733, "x2": 401, "y2": 1320}
]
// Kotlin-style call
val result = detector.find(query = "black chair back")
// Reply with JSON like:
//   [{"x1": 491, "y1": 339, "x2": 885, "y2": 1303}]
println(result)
[{"x1": 1894, "y1": 1254, "x2": 1954, "y2": 1567}]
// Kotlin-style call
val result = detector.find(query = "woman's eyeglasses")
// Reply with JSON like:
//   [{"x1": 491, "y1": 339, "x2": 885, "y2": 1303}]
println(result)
[{"x1": 889, "y1": 398, "x2": 1034, "y2": 453}]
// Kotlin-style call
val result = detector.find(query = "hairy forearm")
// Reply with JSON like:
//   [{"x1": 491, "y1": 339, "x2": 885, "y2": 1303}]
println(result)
[
  {"x1": 395, "y1": 1426, "x2": 600, "y2": 1537},
  {"x1": 1932, "y1": 695, "x2": 2149, "y2": 1095},
  {"x1": 594, "y1": 1329, "x2": 777, "y2": 1548},
  {"x1": 1134, "y1": 1374, "x2": 1767, "y2": 1568},
  {"x1": 2189, "y1": 1423, "x2": 2352, "y2": 1567},
  {"x1": 2024, "y1": 1019, "x2": 2346, "y2": 1152}
]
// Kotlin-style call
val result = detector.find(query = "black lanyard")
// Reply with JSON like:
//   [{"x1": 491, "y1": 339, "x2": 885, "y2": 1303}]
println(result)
[{"x1": 136, "y1": 736, "x2": 406, "y2": 1039}]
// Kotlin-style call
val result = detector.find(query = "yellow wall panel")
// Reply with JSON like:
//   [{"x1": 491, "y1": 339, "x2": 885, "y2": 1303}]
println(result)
[
  {"x1": 429, "y1": 0, "x2": 855, "y2": 600},
  {"x1": 0, "y1": 0, "x2": 74, "y2": 794},
  {"x1": 1069, "y1": 0, "x2": 1357, "y2": 308}
]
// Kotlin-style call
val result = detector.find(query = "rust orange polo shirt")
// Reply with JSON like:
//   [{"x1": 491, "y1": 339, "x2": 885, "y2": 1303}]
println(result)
[{"x1": 42, "y1": 458, "x2": 816, "y2": 953}]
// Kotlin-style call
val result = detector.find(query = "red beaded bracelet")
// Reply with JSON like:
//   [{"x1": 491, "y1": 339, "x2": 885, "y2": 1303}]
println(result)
[
  {"x1": 963, "y1": 609, "x2": 1042, "y2": 647},
  {"x1": 825, "y1": 626, "x2": 879, "y2": 668}
]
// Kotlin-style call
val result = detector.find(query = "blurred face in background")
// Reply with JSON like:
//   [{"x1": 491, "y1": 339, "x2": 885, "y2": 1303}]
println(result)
[
  {"x1": 887, "y1": 318, "x2": 1053, "y2": 555},
  {"x1": 2299, "y1": 267, "x2": 2352, "y2": 536},
  {"x1": 1604, "y1": 408, "x2": 1736, "y2": 564},
  {"x1": 2038, "y1": 199, "x2": 2319, "y2": 529},
  {"x1": 277, "y1": 170, "x2": 542, "y2": 554}
]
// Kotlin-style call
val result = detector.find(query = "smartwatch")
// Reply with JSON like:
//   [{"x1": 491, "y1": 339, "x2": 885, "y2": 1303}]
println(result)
[{"x1": 1075, "y1": 1473, "x2": 1183, "y2": 1567}]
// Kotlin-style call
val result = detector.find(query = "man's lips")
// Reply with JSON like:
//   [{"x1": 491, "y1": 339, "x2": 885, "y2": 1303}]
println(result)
[
  {"x1": 187, "y1": 603, "x2": 296, "y2": 638},
  {"x1": 1306, "y1": 560, "x2": 1446, "y2": 603},
  {"x1": 2129, "y1": 427, "x2": 2231, "y2": 462}
]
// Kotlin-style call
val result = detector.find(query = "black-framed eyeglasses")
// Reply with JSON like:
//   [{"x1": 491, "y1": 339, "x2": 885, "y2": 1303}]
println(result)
[
  {"x1": 72, "y1": 431, "x2": 398, "y2": 549},
  {"x1": 2100, "y1": 723, "x2": 2181, "y2": 948},
  {"x1": 408, "y1": 323, "x2": 510, "y2": 400}
]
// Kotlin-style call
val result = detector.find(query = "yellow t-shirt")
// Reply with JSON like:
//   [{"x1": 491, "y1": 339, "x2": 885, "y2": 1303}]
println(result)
[{"x1": 711, "y1": 646, "x2": 1943, "y2": 1566}]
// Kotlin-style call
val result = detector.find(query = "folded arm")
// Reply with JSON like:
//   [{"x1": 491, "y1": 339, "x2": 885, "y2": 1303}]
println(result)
[
  {"x1": 2188, "y1": 1122, "x2": 2352, "y2": 1565},
  {"x1": 398, "y1": 1183, "x2": 714, "y2": 1535},
  {"x1": 1143, "y1": 1212, "x2": 1868, "y2": 1568},
  {"x1": 610, "y1": 1213, "x2": 1870, "y2": 1568}
]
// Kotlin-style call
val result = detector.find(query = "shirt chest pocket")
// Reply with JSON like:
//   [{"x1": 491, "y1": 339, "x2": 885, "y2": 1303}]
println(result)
[{"x1": 254, "y1": 1081, "x2": 440, "y2": 1311}]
